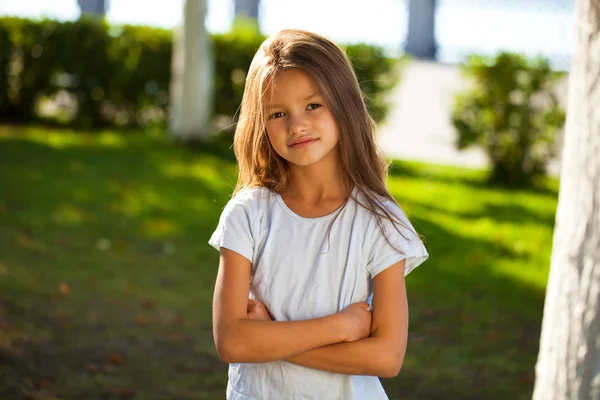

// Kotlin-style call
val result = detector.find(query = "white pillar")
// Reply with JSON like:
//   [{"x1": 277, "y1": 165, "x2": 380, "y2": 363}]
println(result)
[
  {"x1": 169, "y1": 0, "x2": 213, "y2": 141},
  {"x1": 234, "y1": 0, "x2": 260, "y2": 20},
  {"x1": 77, "y1": 0, "x2": 109, "y2": 17},
  {"x1": 405, "y1": 0, "x2": 437, "y2": 60}
]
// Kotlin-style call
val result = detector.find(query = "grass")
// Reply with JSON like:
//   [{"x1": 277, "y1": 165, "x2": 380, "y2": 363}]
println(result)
[{"x1": 0, "y1": 125, "x2": 559, "y2": 400}]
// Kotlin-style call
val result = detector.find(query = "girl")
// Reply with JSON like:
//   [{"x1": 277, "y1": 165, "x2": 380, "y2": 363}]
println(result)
[{"x1": 209, "y1": 29, "x2": 428, "y2": 400}]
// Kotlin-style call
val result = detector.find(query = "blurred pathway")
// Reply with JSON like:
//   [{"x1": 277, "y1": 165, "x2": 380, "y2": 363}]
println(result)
[{"x1": 376, "y1": 60, "x2": 564, "y2": 176}]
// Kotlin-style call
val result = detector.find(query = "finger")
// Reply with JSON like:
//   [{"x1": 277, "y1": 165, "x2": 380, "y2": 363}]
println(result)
[{"x1": 366, "y1": 305, "x2": 372, "y2": 311}]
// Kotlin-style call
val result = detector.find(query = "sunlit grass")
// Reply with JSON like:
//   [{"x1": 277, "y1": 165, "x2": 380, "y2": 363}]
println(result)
[{"x1": 0, "y1": 125, "x2": 559, "y2": 400}]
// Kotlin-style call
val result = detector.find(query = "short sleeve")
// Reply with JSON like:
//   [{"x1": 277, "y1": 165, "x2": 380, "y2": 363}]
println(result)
[
  {"x1": 366, "y1": 200, "x2": 428, "y2": 278},
  {"x1": 208, "y1": 196, "x2": 255, "y2": 263}
]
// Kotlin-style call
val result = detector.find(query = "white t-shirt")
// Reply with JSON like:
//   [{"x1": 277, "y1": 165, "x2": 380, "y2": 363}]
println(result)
[{"x1": 209, "y1": 186, "x2": 428, "y2": 400}]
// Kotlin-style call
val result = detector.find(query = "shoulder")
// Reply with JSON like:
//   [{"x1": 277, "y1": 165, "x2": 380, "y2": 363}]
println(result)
[
  {"x1": 357, "y1": 191, "x2": 428, "y2": 277},
  {"x1": 354, "y1": 190, "x2": 421, "y2": 243},
  {"x1": 352, "y1": 189, "x2": 408, "y2": 225},
  {"x1": 230, "y1": 186, "x2": 272, "y2": 203},
  {"x1": 221, "y1": 186, "x2": 275, "y2": 216}
]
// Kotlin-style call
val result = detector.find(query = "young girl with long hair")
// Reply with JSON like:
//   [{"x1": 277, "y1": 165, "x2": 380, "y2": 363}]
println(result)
[{"x1": 209, "y1": 29, "x2": 428, "y2": 400}]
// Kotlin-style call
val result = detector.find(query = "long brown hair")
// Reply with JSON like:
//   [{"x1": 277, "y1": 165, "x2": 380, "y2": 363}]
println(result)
[{"x1": 233, "y1": 29, "x2": 422, "y2": 249}]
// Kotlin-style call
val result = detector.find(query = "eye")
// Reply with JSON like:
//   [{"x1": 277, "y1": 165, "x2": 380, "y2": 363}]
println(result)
[
  {"x1": 307, "y1": 103, "x2": 322, "y2": 111},
  {"x1": 269, "y1": 111, "x2": 286, "y2": 120}
]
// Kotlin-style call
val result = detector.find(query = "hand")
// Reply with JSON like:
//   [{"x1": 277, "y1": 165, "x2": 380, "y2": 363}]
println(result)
[
  {"x1": 247, "y1": 299, "x2": 273, "y2": 321},
  {"x1": 337, "y1": 302, "x2": 372, "y2": 342}
]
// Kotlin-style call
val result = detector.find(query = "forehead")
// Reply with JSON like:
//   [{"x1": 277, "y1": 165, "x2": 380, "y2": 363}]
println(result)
[{"x1": 263, "y1": 68, "x2": 321, "y2": 103}]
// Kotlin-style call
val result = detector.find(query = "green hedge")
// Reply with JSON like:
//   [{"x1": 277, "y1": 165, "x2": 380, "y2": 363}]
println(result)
[{"x1": 0, "y1": 17, "x2": 401, "y2": 129}]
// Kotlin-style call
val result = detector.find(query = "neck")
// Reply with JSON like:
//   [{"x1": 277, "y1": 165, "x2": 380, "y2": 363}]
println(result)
[{"x1": 285, "y1": 159, "x2": 350, "y2": 202}]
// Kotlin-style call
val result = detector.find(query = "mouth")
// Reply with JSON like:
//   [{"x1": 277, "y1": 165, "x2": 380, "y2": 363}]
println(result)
[{"x1": 288, "y1": 138, "x2": 318, "y2": 149}]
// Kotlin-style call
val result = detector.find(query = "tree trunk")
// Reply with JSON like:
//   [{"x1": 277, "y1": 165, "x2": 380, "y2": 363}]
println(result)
[
  {"x1": 169, "y1": 0, "x2": 213, "y2": 141},
  {"x1": 532, "y1": 0, "x2": 600, "y2": 399}
]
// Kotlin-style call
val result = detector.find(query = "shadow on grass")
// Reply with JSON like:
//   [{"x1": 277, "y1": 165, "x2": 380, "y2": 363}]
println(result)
[
  {"x1": 1, "y1": 133, "x2": 236, "y2": 399},
  {"x1": 1, "y1": 136, "x2": 238, "y2": 239},
  {"x1": 389, "y1": 159, "x2": 559, "y2": 197},
  {"x1": 0, "y1": 131, "x2": 550, "y2": 400},
  {"x1": 403, "y1": 196, "x2": 556, "y2": 228},
  {"x1": 385, "y1": 215, "x2": 546, "y2": 400},
  {"x1": 0, "y1": 292, "x2": 227, "y2": 400}
]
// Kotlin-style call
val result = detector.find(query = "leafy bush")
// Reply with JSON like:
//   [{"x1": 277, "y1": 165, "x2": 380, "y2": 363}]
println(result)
[
  {"x1": 345, "y1": 43, "x2": 401, "y2": 124},
  {"x1": 211, "y1": 24, "x2": 265, "y2": 129},
  {"x1": 451, "y1": 52, "x2": 566, "y2": 186},
  {"x1": 0, "y1": 17, "x2": 173, "y2": 128},
  {"x1": 0, "y1": 17, "x2": 402, "y2": 130}
]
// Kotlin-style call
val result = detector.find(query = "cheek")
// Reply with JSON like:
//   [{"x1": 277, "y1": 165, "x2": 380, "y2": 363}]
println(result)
[
  {"x1": 322, "y1": 119, "x2": 340, "y2": 142},
  {"x1": 315, "y1": 111, "x2": 339, "y2": 138},
  {"x1": 265, "y1": 127, "x2": 286, "y2": 154},
  {"x1": 266, "y1": 127, "x2": 280, "y2": 143}
]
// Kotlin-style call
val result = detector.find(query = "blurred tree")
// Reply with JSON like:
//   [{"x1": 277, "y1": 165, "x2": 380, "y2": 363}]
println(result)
[
  {"x1": 532, "y1": 0, "x2": 600, "y2": 398},
  {"x1": 169, "y1": 0, "x2": 213, "y2": 141}
]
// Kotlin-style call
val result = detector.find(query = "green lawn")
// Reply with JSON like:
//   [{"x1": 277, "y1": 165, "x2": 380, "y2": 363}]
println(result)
[{"x1": 0, "y1": 125, "x2": 559, "y2": 400}]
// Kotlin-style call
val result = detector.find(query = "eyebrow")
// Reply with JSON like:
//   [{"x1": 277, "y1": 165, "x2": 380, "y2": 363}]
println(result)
[{"x1": 265, "y1": 92, "x2": 321, "y2": 109}]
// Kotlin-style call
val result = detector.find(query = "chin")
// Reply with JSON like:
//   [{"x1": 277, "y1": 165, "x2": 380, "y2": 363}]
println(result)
[{"x1": 288, "y1": 157, "x2": 325, "y2": 168}]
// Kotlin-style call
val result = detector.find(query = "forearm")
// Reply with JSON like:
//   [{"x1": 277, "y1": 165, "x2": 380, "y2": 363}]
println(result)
[
  {"x1": 286, "y1": 337, "x2": 401, "y2": 378},
  {"x1": 218, "y1": 314, "x2": 344, "y2": 363}
]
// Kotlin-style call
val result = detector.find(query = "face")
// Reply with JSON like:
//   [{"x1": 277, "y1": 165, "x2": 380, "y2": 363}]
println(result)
[{"x1": 263, "y1": 68, "x2": 340, "y2": 169}]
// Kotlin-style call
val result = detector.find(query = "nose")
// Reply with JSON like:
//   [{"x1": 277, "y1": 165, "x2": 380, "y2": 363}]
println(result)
[{"x1": 288, "y1": 113, "x2": 307, "y2": 136}]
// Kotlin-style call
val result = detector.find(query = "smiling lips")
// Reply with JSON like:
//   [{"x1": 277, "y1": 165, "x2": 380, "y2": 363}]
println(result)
[{"x1": 288, "y1": 137, "x2": 318, "y2": 149}]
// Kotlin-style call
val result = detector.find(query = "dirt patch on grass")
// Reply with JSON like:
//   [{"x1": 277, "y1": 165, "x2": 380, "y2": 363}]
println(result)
[{"x1": 0, "y1": 297, "x2": 227, "y2": 400}]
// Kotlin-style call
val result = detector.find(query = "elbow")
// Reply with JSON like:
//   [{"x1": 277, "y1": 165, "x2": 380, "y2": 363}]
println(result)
[
  {"x1": 216, "y1": 336, "x2": 246, "y2": 363},
  {"x1": 215, "y1": 337, "x2": 235, "y2": 363},
  {"x1": 378, "y1": 353, "x2": 404, "y2": 378},
  {"x1": 216, "y1": 345, "x2": 236, "y2": 364},
  {"x1": 215, "y1": 317, "x2": 252, "y2": 363},
  {"x1": 215, "y1": 329, "x2": 244, "y2": 363},
  {"x1": 379, "y1": 360, "x2": 402, "y2": 378}
]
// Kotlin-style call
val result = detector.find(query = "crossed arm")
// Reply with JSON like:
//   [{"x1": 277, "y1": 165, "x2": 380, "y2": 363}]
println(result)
[{"x1": 212, "y1": 248, "x2": 409, "y2": 378}]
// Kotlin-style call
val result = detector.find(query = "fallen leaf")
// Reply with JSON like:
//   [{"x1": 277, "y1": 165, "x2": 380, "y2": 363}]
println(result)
[
  {"x1": 0, "y1": 322, "x2": 13, "y2": 333},
  {"x1": 20, "y1": 227, "x2": 34, "y2": 238},
  {"x1": 58, "y1": 282, "x2": 70, "y2": 296},
  {"x1": 116, "y1": 387, "x2": 135, "y2": 398},
  {"x1": 18, "y1": 227, "x2": 38, "y2": 248},
  {"x1": 137, "y1": 315, "x2": 148, "y2": 326},
  {"x1": 108, "y1": 355, "x2": 123, "y2": 366},
  {"x1": 141, "y1": 299, "x2": 154, "y2": 310},
  {"x1": 520, "y1": 374, "x2": 535, "y2": 384},
  {"x1": 173, "y1": 315, "x2": 184, "y2": 325}
]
